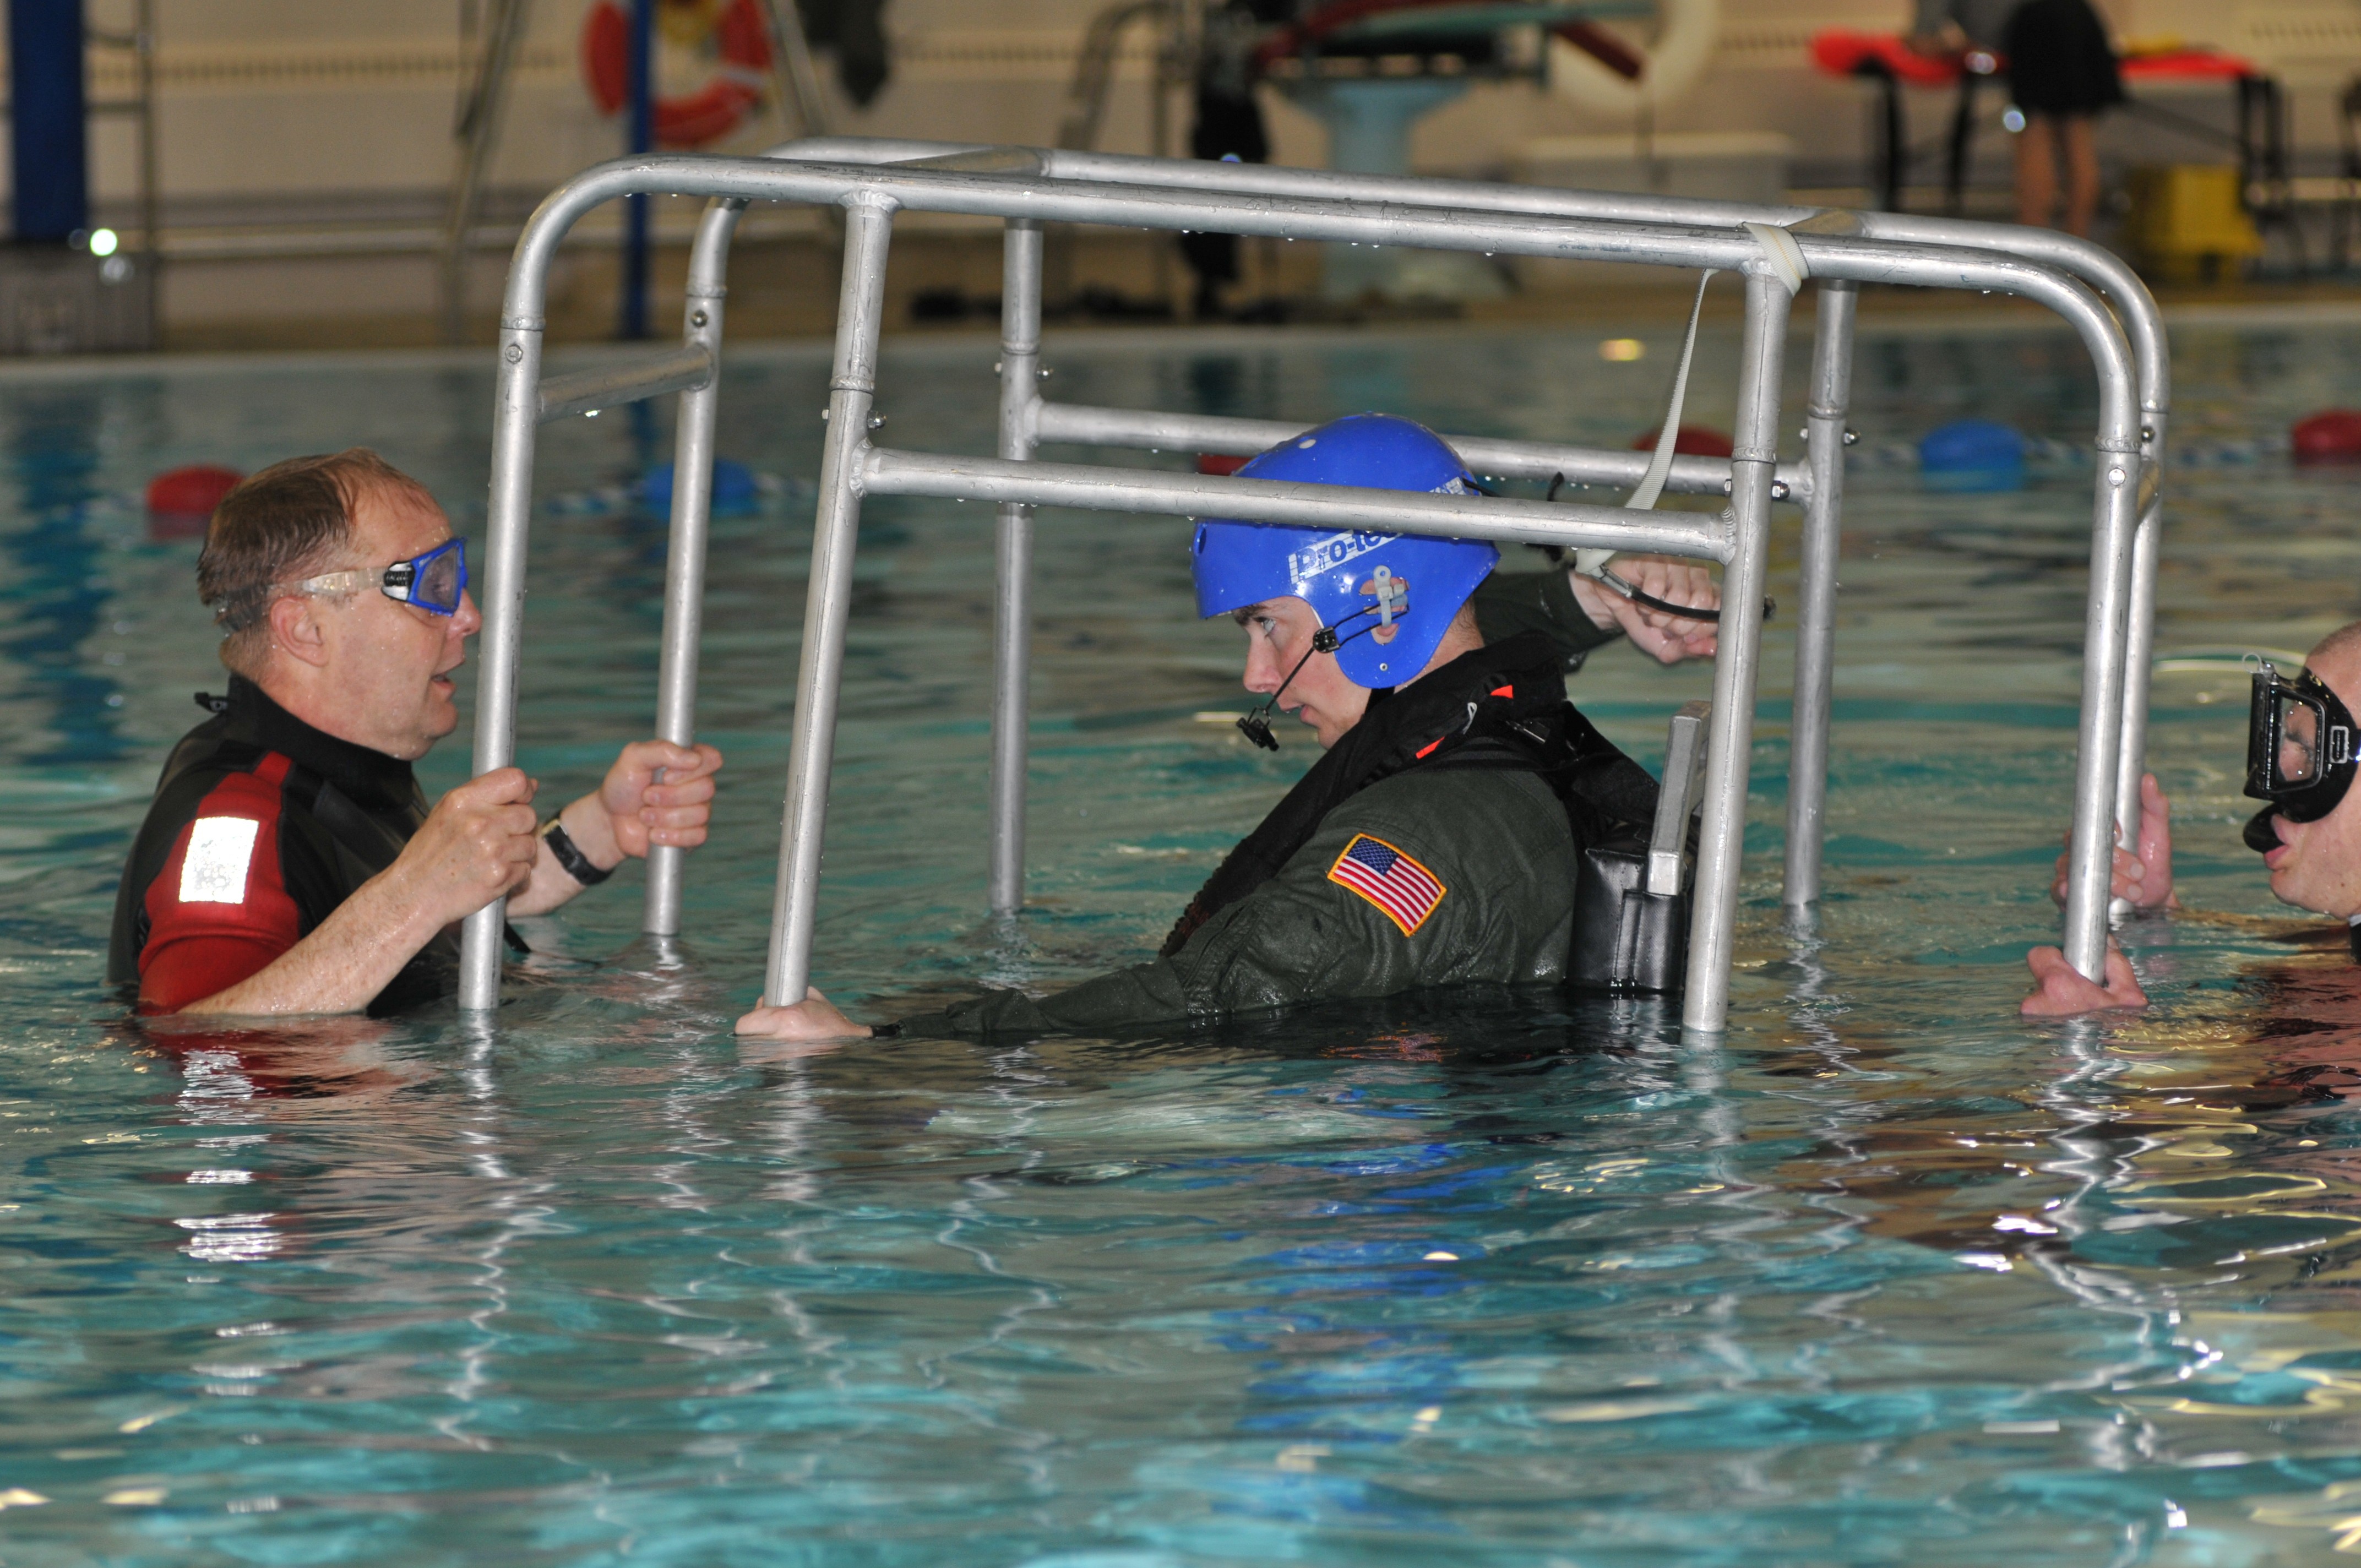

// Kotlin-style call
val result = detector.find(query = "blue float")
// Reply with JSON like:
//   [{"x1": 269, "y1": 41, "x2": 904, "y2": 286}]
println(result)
[
  {"x1": 637, "y1": 458, "x2": 760, "y2": 515},
  {"x1": 1918, "y1": 418, "x2": 2026, "y2": 492}
]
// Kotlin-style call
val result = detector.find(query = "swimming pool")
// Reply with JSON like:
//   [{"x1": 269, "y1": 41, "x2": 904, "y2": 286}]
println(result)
[{"x1": 10, "y1": 310, "x2": 2361, "y2": 1564}]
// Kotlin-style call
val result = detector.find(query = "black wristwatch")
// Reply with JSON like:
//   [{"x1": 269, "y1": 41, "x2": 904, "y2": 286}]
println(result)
[{"x1": 540, "y1": 817, "x2": 613, "y2": 886}]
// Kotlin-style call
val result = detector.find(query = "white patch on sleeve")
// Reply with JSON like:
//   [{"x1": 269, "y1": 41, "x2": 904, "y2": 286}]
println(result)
[{"x1": 178, "y1": 817, "x2": 261, "y2": 905}]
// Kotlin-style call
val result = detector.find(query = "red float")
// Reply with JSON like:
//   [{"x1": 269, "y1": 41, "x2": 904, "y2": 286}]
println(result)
[
  {"x1": 2294, "y1": 410, "x2": 2361, "y2": 465},
  {"x1": 146, "y1": 464, "x2": 243, "y2": 519},
  {"x1": 2119, "y1": 48, "x2": 2256, "y2": 81},
  {"x1": 1198, "y1": 453, "x2": 1252, "y2": 476},
  {"x1": 1809, "y1": 31, "x2": 1965, "y2": 88},
  {"x1": 1631, "y1": 425, "x2": 1735, "y2": 459},
  {"x1": 581, "y1": 0, "x2": 774, "y2": 149}
]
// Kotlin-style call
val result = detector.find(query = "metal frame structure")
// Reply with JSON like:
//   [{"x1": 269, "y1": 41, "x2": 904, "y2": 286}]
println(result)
[{"x1": 459, "y1": 137, "x2": 2164, "y2": 1035}]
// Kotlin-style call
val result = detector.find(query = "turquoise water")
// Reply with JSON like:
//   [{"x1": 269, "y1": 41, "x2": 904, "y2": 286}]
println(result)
[{"x1": 10, "y1": 314, "x2": 2361, "y2": 1564}]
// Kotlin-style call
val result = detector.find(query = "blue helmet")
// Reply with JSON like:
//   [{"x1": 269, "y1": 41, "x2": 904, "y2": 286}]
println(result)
[{"x1": 1191, "y1": 413, "x2": 1499, "y2": 689}]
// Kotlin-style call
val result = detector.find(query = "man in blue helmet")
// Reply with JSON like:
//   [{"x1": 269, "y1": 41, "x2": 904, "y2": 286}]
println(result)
[{"x1": 739, "y1": 413, "x2": 1696, "y2": 1041}]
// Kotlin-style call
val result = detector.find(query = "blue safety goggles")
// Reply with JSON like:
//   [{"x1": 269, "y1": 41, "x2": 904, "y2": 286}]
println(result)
[{"x1": 296, "y1": 537, "x2": 468, "y2": 617}]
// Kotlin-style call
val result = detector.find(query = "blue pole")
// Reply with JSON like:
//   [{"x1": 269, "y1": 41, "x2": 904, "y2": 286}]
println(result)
[
  {"x1": 620, "y1": 0, "x2": 652, "y2": 338},
  {"x1": 10, "y1": 0, "x2": 91, "y2": 244}
]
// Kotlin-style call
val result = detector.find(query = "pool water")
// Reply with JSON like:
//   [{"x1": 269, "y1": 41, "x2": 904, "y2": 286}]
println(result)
[{"x1": 11, "y1": 312, "x2": 2361, "y2": 1565}]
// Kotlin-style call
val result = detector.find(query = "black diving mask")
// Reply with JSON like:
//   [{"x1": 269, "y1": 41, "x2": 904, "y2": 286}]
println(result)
[{"x1": 2243, "y1": 662, "x2": 2359, "y2": 850}]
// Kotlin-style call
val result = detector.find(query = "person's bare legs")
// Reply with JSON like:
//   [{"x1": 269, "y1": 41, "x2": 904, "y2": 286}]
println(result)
[
  {"x1": 2015, "y1": 113, "x2": 2060, "y2": 227},
  {"x1": 2060, "y1": 114, "x2": 2101, "y2": 237}
]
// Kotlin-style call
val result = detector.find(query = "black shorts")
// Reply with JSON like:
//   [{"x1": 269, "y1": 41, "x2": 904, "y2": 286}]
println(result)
[{"x1": 2005, "y1": 0, "x2": 2124, "y2": 116}]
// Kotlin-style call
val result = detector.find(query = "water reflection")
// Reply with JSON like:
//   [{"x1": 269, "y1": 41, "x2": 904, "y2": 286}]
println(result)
[
  {"x1": 1, "y1": 386, "x2": 124, "y2": 766},
  {"x1": 19, "y1": 329, "x2": 2361, "y2": 1560}
]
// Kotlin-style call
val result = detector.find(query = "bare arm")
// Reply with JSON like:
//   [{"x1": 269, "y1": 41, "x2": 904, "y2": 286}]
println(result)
[
  {"x1": 174, "y1": 768, "x2": 542, "y2": 1017},
  {"x1": 180, "y1": 867, "x2": 478, "y2": 1016},
  {"x1": 507, "y1": 741, "x2": 723, "y2": 916}
]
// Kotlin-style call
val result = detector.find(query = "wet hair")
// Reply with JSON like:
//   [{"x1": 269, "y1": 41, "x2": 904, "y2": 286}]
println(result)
[{"x1": 196, "y1": 449, "x2": 437, "y2": 674}]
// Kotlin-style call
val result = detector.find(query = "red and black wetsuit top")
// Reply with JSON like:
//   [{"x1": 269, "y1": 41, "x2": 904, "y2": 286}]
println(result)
[{"x1": 106, "y1": 676, "x2": 458, "y2": 1016}]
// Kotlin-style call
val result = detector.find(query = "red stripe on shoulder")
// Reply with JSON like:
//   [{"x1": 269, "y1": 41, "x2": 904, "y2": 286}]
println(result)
[{"x1": 138, "y1": 750, "x2": 304, "y2": 1014}]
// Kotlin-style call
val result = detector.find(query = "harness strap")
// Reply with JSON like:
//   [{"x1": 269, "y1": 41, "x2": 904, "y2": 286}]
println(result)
[{"x1": 1575, "y1": 220, "x2": 1809, "y2": 580}]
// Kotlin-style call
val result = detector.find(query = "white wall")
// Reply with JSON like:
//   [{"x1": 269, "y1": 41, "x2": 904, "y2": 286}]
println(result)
[
  {"x1": 62, "y1": 0, "x2": 2361, "y2": 220},
  {"x1": 25, "y1": 0, "x2": 2361, "y2": 328}
]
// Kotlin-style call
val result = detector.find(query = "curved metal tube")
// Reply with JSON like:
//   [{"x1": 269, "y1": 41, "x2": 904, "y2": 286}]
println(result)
[
  {"x1": 493, "y1": 155, "x2": 2140, "y2": 452},
  {"x1": 464, "y1": 144, "x2": 2150, "y2": 1011},
  {"x1": 757, "y1": 136, "x2": 2167, "y2": 420},
  {"x1": 756, "y1": 134, "x2": 2174, "y2": 924}
]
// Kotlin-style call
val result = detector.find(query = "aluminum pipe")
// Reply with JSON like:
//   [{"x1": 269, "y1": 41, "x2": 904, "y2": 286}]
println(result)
[
  {"x1": 1031, "y1": 401, "x2": 1809, "y2": 503},
  {"x1": 1783, "y1": 281, "x2": 1857, "y2": 913},
  {"x1": 494, "y1": 157, "x2": 2134, "y2": 430},
  {"x1": 762, "y1": 195, "x2": 897, "y2": 1009},
  {"x1": 857, "y1": 446, "x2": 1733, "y2": 562},
  {"x1": 987, "y1": 220, "x2": 1043, "y2": 918},
  {"x1": 1682, "y1": 269, "x2": 1793, "y2": 1033},
  {"x1": 643, "y1": 198, "x2": 744, "y2": 937},
  {"x1": 761, "y1": 138, "x2": 2165, "y2": 427},
  {"x1": 537, "y1": 343, "x2": 715, "y2": 424}
]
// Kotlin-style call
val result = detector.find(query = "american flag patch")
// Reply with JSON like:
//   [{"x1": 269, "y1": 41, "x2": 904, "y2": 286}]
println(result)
[{"x1": 1327, "y1": 834, "x2": 1446, "y2": 936}]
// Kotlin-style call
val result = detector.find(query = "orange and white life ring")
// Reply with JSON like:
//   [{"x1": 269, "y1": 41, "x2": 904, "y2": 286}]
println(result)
[
  {"x1": 582, "y1": 0, "x2": 774, "y2": 149},
  {"x1": 1549, "y1": 0, "x2": 1721, "y2": 121}
]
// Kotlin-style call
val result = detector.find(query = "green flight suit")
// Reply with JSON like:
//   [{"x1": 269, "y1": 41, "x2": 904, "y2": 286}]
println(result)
[
  {"x1": 911, "y1": 605, "x2": 1657, "y2": 1039},
  {"x1": 928, "y1": 762, "x2": 1578, "y2": 1036},
  {"x1": 1468, "y1": 563, "x2": 1622, "y2": 669}
]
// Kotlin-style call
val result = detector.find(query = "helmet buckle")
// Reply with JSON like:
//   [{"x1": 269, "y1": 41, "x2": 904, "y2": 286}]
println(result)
[{"x1": 1360, "y1": 567, "x2": 1408, "y2": 644}]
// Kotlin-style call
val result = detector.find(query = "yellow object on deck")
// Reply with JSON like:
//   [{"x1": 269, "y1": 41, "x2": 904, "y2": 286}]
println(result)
[{"x1": 2123, "y1": 165, "x2": 2263, "y2": 283}]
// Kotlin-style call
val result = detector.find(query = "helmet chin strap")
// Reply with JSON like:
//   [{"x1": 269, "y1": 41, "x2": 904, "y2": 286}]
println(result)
[
  {"x1": 1237, "y1": 627, "x2": 1339, "y2": 752},
  {"x1": 1237, "y1": 601, "x2": 1401, "y2": 751}
]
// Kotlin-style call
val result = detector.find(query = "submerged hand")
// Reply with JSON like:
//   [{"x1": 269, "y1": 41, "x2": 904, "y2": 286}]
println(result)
[
  {"x1": 2049, "y1": 774, "x2": 2177, "y2": 911},
  {"x1": 2021, "y1": 939, "x2": 2148, "y2": 1016},
  {"x1": 735, "y1": 987, "x2": 875, "y2": 1041},
  {"x1": 1567, "y1": 556, "x2": 1720, "y2": 664}
]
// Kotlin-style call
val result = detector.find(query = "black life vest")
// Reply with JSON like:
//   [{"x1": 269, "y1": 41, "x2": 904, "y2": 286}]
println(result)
[
  {"x1": 107, "y1": 676, "x2": 463, "y2": 1015},
  {"x1": 1161, "y1": 631, "x2": 1659, "y2": 956}
]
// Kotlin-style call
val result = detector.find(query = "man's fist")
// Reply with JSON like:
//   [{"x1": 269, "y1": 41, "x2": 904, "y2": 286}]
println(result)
[
  {"x1": 597, "y1": 741, "x2": 723, "y2": 859},
  {"x1": 2022, "y1": 938, "x2": 2148, "y2": 1016},
  {"x1": 2050, "y1": 773, "x2": 2176, "y2": 911},
  {"x1": 400, "y1": 766, "x2": 541, "y2": 928},
  {"x1": 1568, "y1": 555, "x2": 1722, "y2": 665},
  {"x1": 736, "y1": 986, "x2": 872, "y2": 1041}
]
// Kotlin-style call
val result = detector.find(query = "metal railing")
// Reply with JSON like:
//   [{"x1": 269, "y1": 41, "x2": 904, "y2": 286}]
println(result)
[
  {"x1": 761, "y1": 138, "x2": 2173, "y2": 953},
  {"x1": 458, "y1": 137, "x2": 2160, "y2": 1035}
]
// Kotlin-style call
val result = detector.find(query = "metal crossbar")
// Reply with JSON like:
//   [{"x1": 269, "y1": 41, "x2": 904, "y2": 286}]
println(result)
[{"x1": 459, "y1": 137, "x2": 2163, "y2": 1036}]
